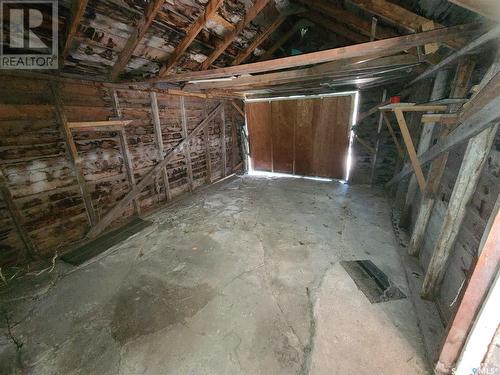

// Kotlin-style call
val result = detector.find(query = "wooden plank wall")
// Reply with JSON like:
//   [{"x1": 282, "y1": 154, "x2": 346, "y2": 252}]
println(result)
[{"x1": 0, "y1": 76, "x2": 243, "y2": 267}]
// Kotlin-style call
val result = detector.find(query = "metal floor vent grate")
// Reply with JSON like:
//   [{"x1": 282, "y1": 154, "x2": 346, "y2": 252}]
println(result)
[{"x1": 340, "y1": 260, "x2": 407, "y2": 303}]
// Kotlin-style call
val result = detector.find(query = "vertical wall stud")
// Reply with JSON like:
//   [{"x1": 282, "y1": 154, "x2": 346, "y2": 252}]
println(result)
[
  {"x1": 150, "y1": 91, "x2": 171, "y2": 201},
  {"x1": 220, "y1": 103, "x2": 227, "y2": 177},
  {"x1": 50, "y1": 81, "x2": 97, "y2": 227},
  {"x1": 180, "y1": 96, "x2": 194, "y2": 190},
  {"x1": 369, "y1": 89, "x2": 387, "y2": 185},
  {"x1": 203, "y1": 102, "x2": 213, "y2": 184},
  {"x1": 0, "y1": 169, "x2": 36, "y2": 260}
]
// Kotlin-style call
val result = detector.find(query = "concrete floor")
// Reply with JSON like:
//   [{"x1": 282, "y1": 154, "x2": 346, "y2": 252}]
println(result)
[{"x1": 0, "y1": 176, "x2": 430, "y2": 374}]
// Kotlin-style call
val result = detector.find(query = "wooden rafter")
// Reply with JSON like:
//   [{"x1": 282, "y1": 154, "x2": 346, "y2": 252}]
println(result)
[
  {"x1": 297, "y1": 0, "x2": 398, "y2": 40},
  {"x1": 62, "y1": 0, "x2": 89, "y2": 59},
  {"x1": 348, "y1": 0, "x2": 465, "y2": 49},
  {"x1": 154, "y1": 23, "x2": 483, "y2": 83},
  {"x1": 387, "y1": 69, "x2": 500, "y2": 186},
  {"x1": 50, "y1": 82, "x2": 98, "y2": 227},
  {"x1": 259, "y1": 20, "x2": 307, "y2": 61},
  {"x1": 448, "y1": 0, "x2": 500, "y2": 21},
  {"x1": 305, "y1": 12, "x2": 368, "y2": 44},
  {"x1": 409, "y1": 24, "x2": 500, "y2": 86},
  {"x1": 158, "y1": 0, "x2": 225, "y2": 76},
  {"x1": 86, "y1": 103, "x2": 223, "y2": 239},
  {"x1": 232, "y1": 15, "x2": 287, "y2": 66},
  {"x1": 200, "y1": 0, "x2": 271, "y2": 70},
  {"x1": 110, "y1": 0, "x2": 165, "y2": 81}
]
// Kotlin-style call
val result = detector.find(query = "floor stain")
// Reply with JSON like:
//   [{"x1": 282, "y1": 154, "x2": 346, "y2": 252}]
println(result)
[{"x1": 110, "y1": 275, "x2": 216, "y2": 345}]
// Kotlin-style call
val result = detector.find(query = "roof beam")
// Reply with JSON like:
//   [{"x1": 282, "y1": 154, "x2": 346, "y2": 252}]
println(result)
[
  {"x1": 158, "y1": 0, "x2": 225, "y2": 76},
  {"x1": 297, "y1": 0, "x2": 398, "y2": 40},
  {"x1": 348, "y1": 0, "x2": 467, "y2": 49},
  {"x1": 304, "y1": 12, "x2": 368, "y2": 44},
  {"x1": 154, "y1": 23, "x2": 483, "y2": 83},
  {"x1": 387, "y1": 69, "x2": 500, "y2": 186},
  {"x1": 187, "y1": 54, "x2": 420, "y2": 90},
  {"x1": 259, "y1": 20, "x2": 308, "y2": 61},
  {"x1": 62, "y1": 0, "x2": 89, "y2": 59},
  {"x1": 448, "y1": 0, "x2": 500, "y2": 21},
  {"x1": 409, "y1": 24, "x2": 500, "y2": 85},
  {"x1": 110, "y1": 0, "x2": 165, "y2": 81},
  {"x1": 200, "y1": 0, "x2": 271, "y2": 70},
  {"x1": 232, "y1": 15, "x2": 286, "y2": 66}
]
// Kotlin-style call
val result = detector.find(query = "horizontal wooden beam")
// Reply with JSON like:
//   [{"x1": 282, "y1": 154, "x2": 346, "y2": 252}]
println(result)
[
  {"x1": 86, "y1": 103, "x2": 223, "y2": 239},
  {"x1": 421, "y1": 113, "x2": 459, "y2": 125},
  {"x1": 67, "y1": 120, "x2": 133, "y2": 129},
  {"x1": 379, "y1": 103, "x2": 449, "y2": 112},
  {"x1": 156, "y1": 23, "x2": 483, "y2": 83}
]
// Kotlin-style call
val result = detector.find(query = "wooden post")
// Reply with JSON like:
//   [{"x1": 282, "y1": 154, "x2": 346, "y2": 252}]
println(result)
[
  {"x1": 220, "y1": 104, "x2": 227, "y2": 177},
  {"x1": 421, "y1": 123, "x2": 498, "y2": 300},
  {"x1": 393, "y1": 109, "x2": 426, "y2": 192},
  {"x1": 150, "y1": 92, "x2": 171, "y2": 201},
  {"x1": 180, "y1": 96, "x2": 194, "y2": 190},
  {"x1": 0, "y1": 169, "x2": 36, "y2": 260},
  {"x1": 231, "y1": 108, "x2": 238, "y2": 171},
  {"x1": 408, "y1": 59, "x2": 475, "y2": 256},
  {"x1": 50, "y1": 82, "x2": 97, "y2": 227},
  {"x1": 369, "y1": 89, "x2": 387, "y2": 185}
]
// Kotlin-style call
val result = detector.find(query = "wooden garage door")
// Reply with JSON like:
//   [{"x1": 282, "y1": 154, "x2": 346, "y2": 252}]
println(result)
[{"x1": 246, "y1": 96, "x2": 352, "y2": 179}]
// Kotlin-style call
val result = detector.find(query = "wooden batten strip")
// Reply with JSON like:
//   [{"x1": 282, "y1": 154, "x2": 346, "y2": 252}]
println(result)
[
  {"x1": 86, "y1": 103, "x2": 223, "y2": 239},
  {"x1": 382, "y1": 112, "x2": 404, "y2": 158},
  {"x1": 50, "y1": 82, "x2": 97, "y2": 227}
]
